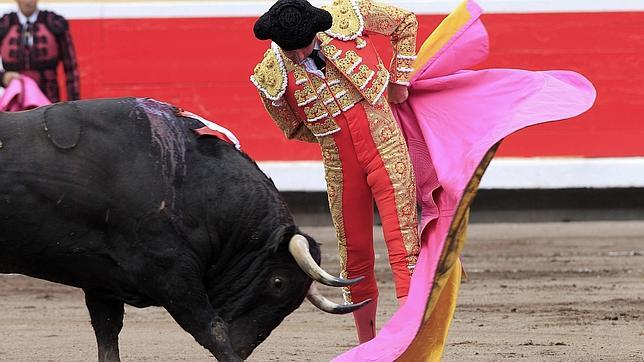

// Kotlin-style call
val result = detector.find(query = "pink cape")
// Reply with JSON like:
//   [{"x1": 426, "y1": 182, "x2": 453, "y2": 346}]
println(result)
[
  {"x1": 333, "y1": 1, "x2": 596, "y2": 361},
  {"x1": 0, "y1": 76, "x2": 51, "y2": 112}
]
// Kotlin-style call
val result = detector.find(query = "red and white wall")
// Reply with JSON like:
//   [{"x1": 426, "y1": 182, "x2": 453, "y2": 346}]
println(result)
[{"x1": 2, "y1": 0, "x2": 643, "y2": 190}]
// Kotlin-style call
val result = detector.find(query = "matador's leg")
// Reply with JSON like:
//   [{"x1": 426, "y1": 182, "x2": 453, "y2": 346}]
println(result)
[
  {"x1": 319, "y1": 112, "x2": 379, "y2": 303},
  {"x1": 319, "y1": 110, "x2": 379, "y2": 343},
  {"x1": 363, "y1": 100, "x2": 420, "y2": 299}
]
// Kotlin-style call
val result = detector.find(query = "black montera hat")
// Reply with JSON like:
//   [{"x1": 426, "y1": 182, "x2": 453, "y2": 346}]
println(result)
[{"x1": 253, "y1": 0, "x2": 333, "y2": 51}]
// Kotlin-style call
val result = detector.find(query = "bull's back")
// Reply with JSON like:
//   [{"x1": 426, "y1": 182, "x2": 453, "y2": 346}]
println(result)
[
  {"x1": 0, "y1": 98, "x2": 148, "y2": 181},
  {"x1": 0, "y1": 98, "x2": 189, "y2": 276}
]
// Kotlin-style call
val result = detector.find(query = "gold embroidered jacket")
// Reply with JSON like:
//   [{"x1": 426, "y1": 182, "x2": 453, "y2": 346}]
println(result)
[{"x1": 251, "y1": 0, "x2": 418, "y2": 141}]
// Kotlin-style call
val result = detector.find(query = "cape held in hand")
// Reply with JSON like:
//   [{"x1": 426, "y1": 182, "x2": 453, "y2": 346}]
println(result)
[{"x1": 334, "y1": 1, "x2": 596, "y2": 361}]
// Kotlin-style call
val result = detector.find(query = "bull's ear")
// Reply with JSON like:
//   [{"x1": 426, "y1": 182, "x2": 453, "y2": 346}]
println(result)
[{"x1": 267, "y1": 224, "x2": 296, "y2": 253}]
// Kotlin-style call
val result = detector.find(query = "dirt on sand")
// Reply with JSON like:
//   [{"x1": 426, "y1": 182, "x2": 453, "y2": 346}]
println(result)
[{"x1": 1, "y1": 221, "x2": 643, "y2": 361}]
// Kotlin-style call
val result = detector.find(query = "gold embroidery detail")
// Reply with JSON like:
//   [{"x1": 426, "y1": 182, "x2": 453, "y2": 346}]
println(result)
[
  {"x1": 324, "y1": 95, "x2": 342, "y2": 117},
  {"x1": 258, "y1": 92, "x2": 316, "y2": 143},
  {"x1": 315, "y1": 78, "x2": 342, "y2": 117},
  {"x1": 355, "y1": 36, "x2": 367, "y2": 49},
  {"x1": 278, "y1": 49, "x2": 298, "y2": 73},
  {"x1": 321, "y1": 43, "x2": 342, "y2": 61},
  {"x1": 298, "y1": 67, "x2": 342, "y2": 135},
  {"x1": 337, "y1": 92, "x2": 359, "y2": 111},
  {"x1": 325, "y1": 62, "x2": 343, "y2": 80},
  {"x1": 328, "y1": 101, "x2": 342, "y2": 117},
  {"x1": 323, "y1": 0, "x2": 364, "y2": 40},
  {"x1": 318, "y1": 136, "x2": 350, "y2": 302},
  {"x1": 358, "y1": 0, "x2": 418, "y2": 84},
  {"x1": 326, "y1": 66, "x2": 363, "y2": 111},
  {"x1": 250, "y1": 46, "x2": 287, "y2": 100},
  {"x1": 303, "y1": 102, "x2": 329, "y2": 122},
  {"x1": 379, "y1": 124, "x2": 394, "y2": 141},
  {"x1": 307, "y1": 118, "x2": 341, "y2": 137},
  {"x1": 393, "y1": 57, "x2": 415, "y2": 84},
  {"x1": 363, "y1": 64, "x2": 390, "y2": 104},
  {"x1": 318, "y1": 32, "x2": 333, "y2": 45},
  {"x1": 395, "y1": 161, "x2": 407, "y2": 175},
  {"x1": 295, "y1": 86, "x2": 317, "y2": 107},
  {"x1": 309, "y1": 73, "x2": 326, "y2": 91},
  {"x1": 350, "y1": 64, "x2": 375, "y2": 90},
  {"x1": 335, "y1": 50, "x2": 361, "y2": 75},
  {"x1": 362, "y1": 1, "x2": 407, "y2": 34},
  {"x1": 293, "y1": 66, "x2": 309, "y2": 85},
  {"x1": 397, "y1": 57, "x2": 415, "y2": 69}
]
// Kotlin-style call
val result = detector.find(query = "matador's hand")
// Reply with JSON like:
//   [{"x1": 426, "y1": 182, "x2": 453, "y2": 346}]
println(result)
[
  {"x1": 387, "y1": 83, "x2": 409, "y2": 104},
  {"x1": 2, "y1": 72, "x2": 20, "y2": 87}
]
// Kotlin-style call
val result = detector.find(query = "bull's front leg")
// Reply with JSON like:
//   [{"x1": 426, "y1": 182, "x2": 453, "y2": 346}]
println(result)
[
  {"x1": 133, "y1": 213, "x2": 242, "y2": 360},
  {"x1": 84, "y1": 290, "x2": 125, "y2": 362}
]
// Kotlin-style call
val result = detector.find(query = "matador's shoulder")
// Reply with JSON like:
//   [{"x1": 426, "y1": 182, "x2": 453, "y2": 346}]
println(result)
[
  {"x1": 250, "y1": 43, "x2": 288, "y2": 101},
  {"x1": 321, "y1": 0, "x2": 366, "y2": 40},
  {"x1": 0, "y1": 13, "x2": 17, "y2": 38},
  {"x1": 42, "y1": 10, "x2": 69, "y2": 36}
]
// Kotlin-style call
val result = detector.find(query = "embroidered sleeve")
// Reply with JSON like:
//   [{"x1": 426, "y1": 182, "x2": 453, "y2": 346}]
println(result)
[
  {"x1": 58, "y1": 28, "x2": 81, "y2": 100},
  {"x1": 0, "y1": 14, "x2": 11, "y2": 39},
  {"x1": 359, "y1": 0, "x2": 418, "y2": 86},
  {"x1": 46, "y1": 12, "x2": 80, "y2": 100},
  {"x1": 258, "y1": 92, "x2": 317, "y2": 143}
]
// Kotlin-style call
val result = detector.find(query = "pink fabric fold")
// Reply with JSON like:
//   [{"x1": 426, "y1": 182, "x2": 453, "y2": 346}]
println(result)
[
  {"x1": 334, "y1": 1, "x2": 595, "y2": 360},
  {"x1": 0, "y1": 76, "x2": 51, "y2": 112}
]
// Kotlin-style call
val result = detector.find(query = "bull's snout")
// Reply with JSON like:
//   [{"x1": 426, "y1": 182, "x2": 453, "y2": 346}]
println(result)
[{"x1": 235, "y1": 345, "x2": 254, "y2": 360}]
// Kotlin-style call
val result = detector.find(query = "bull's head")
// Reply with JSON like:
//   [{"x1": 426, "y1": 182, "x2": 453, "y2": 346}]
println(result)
[
  {"x1": 212, "y1": 232, "x2": 368, "y2": 359},
  {"x1": 180, "y1": 129, "x2": 369, "y2": 360},
  {"x1": 201, "y1": 218, "x2": 369, "y2": 358}
]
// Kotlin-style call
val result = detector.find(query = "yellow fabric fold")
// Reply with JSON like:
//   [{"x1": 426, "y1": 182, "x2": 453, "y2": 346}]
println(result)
[
  {"x1": 398, "y1": 257, "x2": 463, "y2": 362},
  {"x1": 410, "y1": 0, "x2": 473, "y2": 79}
]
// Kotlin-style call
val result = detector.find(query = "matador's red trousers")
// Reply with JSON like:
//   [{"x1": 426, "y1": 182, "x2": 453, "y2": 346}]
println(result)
[{"x1": 318, "y1": 99, "x2": 420, "y2": 304}]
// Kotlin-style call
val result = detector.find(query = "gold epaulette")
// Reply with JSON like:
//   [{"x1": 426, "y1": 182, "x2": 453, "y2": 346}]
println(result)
[
  {"x1": 250, "y1": 43, "x2": 288, "y2": 101},
  {"x1": 323, "y1": 0, "x2": 364, "y2": 40}
]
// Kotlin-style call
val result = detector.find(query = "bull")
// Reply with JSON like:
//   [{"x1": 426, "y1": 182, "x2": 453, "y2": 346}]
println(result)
[{"x1": 0, "y1": 98, "x2": 368, "y2": 361}]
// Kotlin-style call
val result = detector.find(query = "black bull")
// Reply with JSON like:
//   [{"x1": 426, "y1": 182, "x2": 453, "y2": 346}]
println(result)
[{"x1": 0, "y1": 98, "x2": 367, "y2": 361}]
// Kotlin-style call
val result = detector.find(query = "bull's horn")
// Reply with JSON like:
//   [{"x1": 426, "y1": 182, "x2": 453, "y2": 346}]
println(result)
[
  {"x1": 288, "y1": 234, "x2": 364, "y2": 287},
  {"x1": 307, "y1": 284, "x2": 371, "y2": 314}
]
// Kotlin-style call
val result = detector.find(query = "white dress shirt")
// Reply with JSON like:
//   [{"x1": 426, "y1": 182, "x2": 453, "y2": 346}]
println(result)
[
  {"x1": 299, "y1": 41, "x2": 326, "y2": 78},
  {"x1": 17, "y1": 10, "x2": 39, "y2": 47}
]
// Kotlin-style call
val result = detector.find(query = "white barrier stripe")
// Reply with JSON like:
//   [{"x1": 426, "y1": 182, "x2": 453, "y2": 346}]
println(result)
[
  {"x1": 479, "y1": 157, "x2": 644, "y2": 189},
  {"x1": 1, "y1": 1, "x2": 643, "y2": 19},
  {"x1": 258, "y1": 157, "x2": 644, "y2": 191}
]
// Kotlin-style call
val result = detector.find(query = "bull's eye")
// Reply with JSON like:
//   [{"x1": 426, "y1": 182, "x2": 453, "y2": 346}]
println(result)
[{"x1": 267, "y1": 274, "x2": 288, "y2": 297}]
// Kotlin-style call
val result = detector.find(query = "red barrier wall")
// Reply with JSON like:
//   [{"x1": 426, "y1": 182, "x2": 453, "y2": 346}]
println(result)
[{"x1": 65, "y1": 12, "x2": 644, "y2": 161}]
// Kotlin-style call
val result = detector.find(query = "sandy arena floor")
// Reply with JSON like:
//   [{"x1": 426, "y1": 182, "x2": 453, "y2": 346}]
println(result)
[{"x1": 0, "y1": 221, "x2": 642, "y2": 361}]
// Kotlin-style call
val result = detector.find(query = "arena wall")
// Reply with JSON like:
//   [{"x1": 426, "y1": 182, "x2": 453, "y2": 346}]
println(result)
[{"x1": 2, "y1": 1, "x2": 642, "y2": 189}]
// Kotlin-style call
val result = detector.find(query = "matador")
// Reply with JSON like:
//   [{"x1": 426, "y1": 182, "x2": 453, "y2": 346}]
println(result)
[{"x1": 251, "y1": 0, "x2": 419, "y2": 343}]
